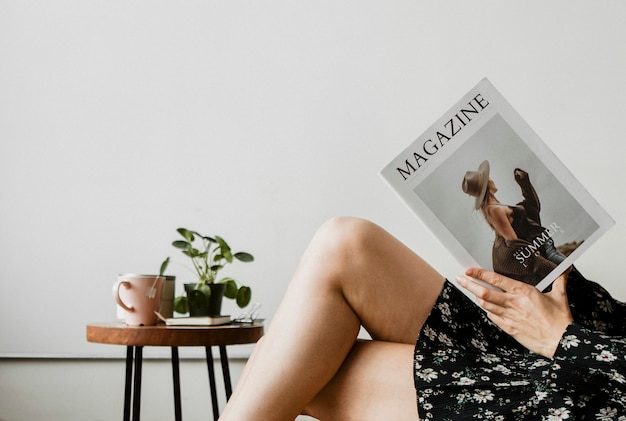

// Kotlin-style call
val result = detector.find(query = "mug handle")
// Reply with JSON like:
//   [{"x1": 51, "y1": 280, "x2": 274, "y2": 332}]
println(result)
[{"x1": 113, "y1": 280, "x2": 134, "y2": 312}]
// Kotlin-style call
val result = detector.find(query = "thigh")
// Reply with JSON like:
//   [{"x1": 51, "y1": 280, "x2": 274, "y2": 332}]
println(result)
[
  {"x1": 332, "y1": 218, "x2": 445, "y2": 344},
  {"x1": 304, "y1": 339, "x2": 419, "y2": 421}
]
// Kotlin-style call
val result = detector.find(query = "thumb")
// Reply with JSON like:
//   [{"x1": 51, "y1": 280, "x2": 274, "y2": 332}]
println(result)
[{"x1": 546, "y1": 268, "x2": 570, "y2": 298}]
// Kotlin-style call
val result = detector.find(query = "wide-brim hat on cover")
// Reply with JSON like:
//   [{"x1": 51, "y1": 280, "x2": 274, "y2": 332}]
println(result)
[{"x1": 462, "y1": 160, "x2": 490, "y2": 209}]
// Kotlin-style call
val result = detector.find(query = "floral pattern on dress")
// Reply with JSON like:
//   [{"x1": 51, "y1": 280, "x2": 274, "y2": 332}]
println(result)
[{"x1": 414, "y1": 268, "x2": 626, "y2": 420}]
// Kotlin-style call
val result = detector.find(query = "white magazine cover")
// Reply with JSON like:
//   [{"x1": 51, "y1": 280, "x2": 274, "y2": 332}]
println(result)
[{"x1": 380, "y1": 78, "x2": 614, "y2": 297}]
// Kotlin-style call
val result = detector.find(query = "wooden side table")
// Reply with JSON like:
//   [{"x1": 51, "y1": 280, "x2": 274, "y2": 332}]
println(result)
[{"x1": 86, "y1": 322, "x2": 263, "y2": 421}]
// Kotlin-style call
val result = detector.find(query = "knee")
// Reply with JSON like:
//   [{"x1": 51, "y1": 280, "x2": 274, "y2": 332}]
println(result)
[
  {"x1": 296, "y1": 217, "x2": 385, "y2": 292},
  {"x1": 314, "y1": 216, "x2": 381, "y2": 256}
]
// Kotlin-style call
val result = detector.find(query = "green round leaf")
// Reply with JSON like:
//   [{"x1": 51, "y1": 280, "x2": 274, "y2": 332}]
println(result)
[
  {"x1": 216, "y1": 237, "x2": 234, "y2": 262},
  {"x1": 234, "y1": 252, "x2": 254, "y2": 262},
  {"x1": 236, "y1": 286, "x2": 252, "y2": 308},
  {"x1": 177, "y1": 228, "x2": 194, "y2": 242},
  {"x1": 172, "y1": 240, "x2": 190, "y2": 250},
  {"x1": 173, "y1": 296, "x2": 188, "y2": 314},
  {"x1": 197, "y1": 284, "x2": 212, "y2": 297},
  {"x1": 215, "y1": 236, "x2": 230, "y2": 250},
  {"x1": 222, "y1": 279, "x2": 238, "y2": 299}
]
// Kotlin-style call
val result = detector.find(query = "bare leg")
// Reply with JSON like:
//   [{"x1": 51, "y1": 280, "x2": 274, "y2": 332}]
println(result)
[
  {"x1": 220, "y1": 217, "x2": 444, "y2": 420},
  {"x1": 305, "y1": 340, "x2": 419, "y2": 420}
]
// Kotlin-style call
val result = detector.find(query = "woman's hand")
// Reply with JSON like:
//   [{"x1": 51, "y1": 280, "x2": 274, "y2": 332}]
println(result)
[
  {"x1": 513, "y1": 168, "x2": 529, "y2": 183},
  {"x1": 456, "y1": 268, "x2": 573, "y2": 358}
]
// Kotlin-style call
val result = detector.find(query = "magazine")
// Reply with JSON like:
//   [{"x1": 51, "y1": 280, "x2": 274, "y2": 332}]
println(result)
[{"x1": 379, "y1": 78, "x2": 614, "y2": 299}]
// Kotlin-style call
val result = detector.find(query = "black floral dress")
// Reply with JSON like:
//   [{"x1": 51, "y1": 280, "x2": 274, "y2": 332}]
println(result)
[{"x1": 414, "y1": 267, "x2": 626, "y2": 420}]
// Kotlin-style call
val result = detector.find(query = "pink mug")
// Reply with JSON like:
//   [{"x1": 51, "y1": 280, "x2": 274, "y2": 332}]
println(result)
[{"x1": 113, "y1": 274, "x2": 164, "y2": 326}]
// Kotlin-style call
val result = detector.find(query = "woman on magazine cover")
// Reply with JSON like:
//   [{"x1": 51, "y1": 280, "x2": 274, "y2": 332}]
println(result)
[
  {"x1": 219, "y1": 217, "x2": 626, "y2": 420},
  {"x1": 462, "y1": 160, "x2": 567, "y2": 286}
]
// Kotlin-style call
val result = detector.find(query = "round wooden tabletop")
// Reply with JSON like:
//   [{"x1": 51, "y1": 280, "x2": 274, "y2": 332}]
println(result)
[{"x1": 86, "y1": 322, "x2": 264, "y2": 347}]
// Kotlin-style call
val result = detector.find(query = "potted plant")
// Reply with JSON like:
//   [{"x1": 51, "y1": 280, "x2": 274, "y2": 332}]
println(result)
[{"x1": 172, "y1": 228, "x2": 253, "y2": 317}]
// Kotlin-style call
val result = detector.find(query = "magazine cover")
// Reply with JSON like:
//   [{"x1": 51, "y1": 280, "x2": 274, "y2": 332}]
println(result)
[{"x1": 380, "y1": 78, "x2": 614, "y2": 296}]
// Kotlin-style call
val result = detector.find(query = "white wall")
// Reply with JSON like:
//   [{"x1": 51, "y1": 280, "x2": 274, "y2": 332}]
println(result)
[
  {"x1": 0, "y1": 358, "x2": 246, "y2": 421},
  {"x1": 1, "y1": 0, "x2": 625, "y2": 419}
]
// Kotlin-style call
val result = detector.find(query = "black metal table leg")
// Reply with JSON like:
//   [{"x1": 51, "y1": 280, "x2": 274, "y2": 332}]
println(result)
[
  {"x1": 171, "y1": 347, "x2": 182, "y2": 421},
  {"x1": 124, "y1": 346, "x2": 133, "y2": 421},
  {"x1": 122, "y1": 341, "x2": 238, "y2": 421},
  {"x1": 132, "y1": 346, "x2": 143, "y2": 421},
  {"x1": 205, "y1": 346, "x2": 219, "y2": 421},
  {"x1": 219, "y1": 346, "x2": 232, "y2": 400}
]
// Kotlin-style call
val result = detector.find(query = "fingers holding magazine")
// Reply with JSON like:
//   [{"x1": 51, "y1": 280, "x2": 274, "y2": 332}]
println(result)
[{"x1": 457, "y1": 267, "x2": 573, "y2": 358}]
